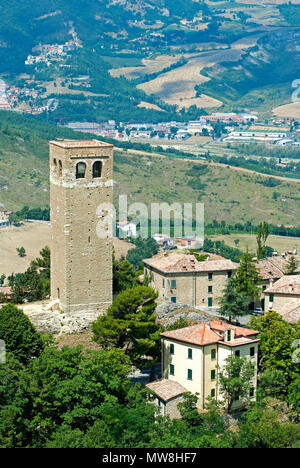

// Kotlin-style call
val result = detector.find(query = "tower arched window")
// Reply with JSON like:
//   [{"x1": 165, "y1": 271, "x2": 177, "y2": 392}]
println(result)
[
  {"x1": 93, "y1": 161, "x2": 102, "y2": 178},
  {"x1": 76, "y1": 162, "x2": 86, "y2": 179}
]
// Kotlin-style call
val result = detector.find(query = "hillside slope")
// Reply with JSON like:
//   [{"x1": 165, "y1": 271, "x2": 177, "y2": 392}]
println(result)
[{"x1": 1, "y1": 112, "x2": 300, "y2": 226}]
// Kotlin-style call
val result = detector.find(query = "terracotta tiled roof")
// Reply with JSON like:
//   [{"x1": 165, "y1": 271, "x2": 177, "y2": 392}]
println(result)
[
  {"x1": 146, "y1": 379, "x2": 187, "y2": 402},
  {"x1": 276, "y1": 301, "x2": 300, "y2": 324},
  {"x1": 256, "y1": 255, "x2": 300, "y2": 280},
  {"x1": 265, "y1": 275, "x2": 300, "y2": 295},
  {"x1": 144, "y1": 253, "x2": 238, "y2": 273},
  {"x1": 161, "y1": 321, "x2": 259, "y2": 347},
  {"x1": 256, "y1": 259, "x2": 284, "y2": 281},
  {"x1": 209, "y1": 320, "x2": 259, "y2": 337}
]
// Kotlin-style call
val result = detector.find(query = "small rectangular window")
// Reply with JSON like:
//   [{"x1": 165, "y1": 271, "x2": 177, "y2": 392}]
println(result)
[
  {"x1": 211, "y1": 388, "x2": 216, "y2": 398},
  {"x1": 235, "y1": 350, "x2": 240, "y2": 357},
  {"x1": 208, "y1": 285, "x2": 213, "y2": 293},
  {"x1": 211, "y1": 349, "x2": 216, "y2": 360},
  {"x1": 250, "y1": 387, "x2": 255, "y2": 397},
  {"x1": 269, "y1": 294, "x2": 274, "y2": 302},
  {"x1": 211, "y1": 369, "x2": 216, "y2": 380},
  {"x1": 170, "y1": 364, "x2": 174, "y2": 376},
  {"x1": 171, "y1": 296, "x2": 177, "y2": 303},
  {"x1": 188, "y1": 348, "x2": 193, "y2": 359},
  {"x1": 171, "y1": 279, "x2": 177, "y2": 289},
  {"x1": 187, "y1": 369, "x2": 192, "y2": 380},
  {"x1": 227, "y1": 330, "x2": 231, "y2": 341},
  {"x1": 250, "y1": 347, "x2": 255, "y2": 357},
  {"x1": 162, "y1": 279, "x2": 165, "y2": 288},
  {"x1": 228, "y1": 271, "x2": 232, "y2": 278},
  {"x1": 170, "y1": 343, "x2": 174, "y2": 355},
  {"x1": 208, "y1": 297, "x2": 213, "y2": 307},
  {"x1": 208, "y1": 273, "x2": 213, "y2": 281}
]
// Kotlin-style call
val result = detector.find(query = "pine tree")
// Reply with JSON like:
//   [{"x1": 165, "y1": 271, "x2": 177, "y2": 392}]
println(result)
[
  {"x1": 284, "y1": 255, "x2": 299, "y2": 275},
  {"x1": 235, "y1": 249, "x2": 262, "y2": 304},
  {"x1": 218, "y1": 276, "x2": 252, "y2": 322}
]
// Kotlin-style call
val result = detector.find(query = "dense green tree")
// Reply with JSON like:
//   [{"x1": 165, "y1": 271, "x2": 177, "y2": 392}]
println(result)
[
  {"x1": 11, "y1": 266, "x2": 45, "y2": 304},
  {"x1": 166, "y1": 317, "x2": 191, "y2": 331},
  {"x1": 113, "y1": 256, "x2": 139, "y2": 293},
  {"x1": 248, "y1": 311, "x2": 300, "y2": 389},
  {"x1": 257, "y1": 369, "x2": 287, "y2": 399},
  {"x1": 218, "y1": 355, "x2": 255, "y2": 413},
  {"x1": 178, "y1": 393, "x2": 204, "y2": 428},
  {"x1": 284, "y1": 255, "x2": 299, "y2": 275},
  {"x1": 92, "y1": 286, "x2": 162, "y2": 369},
  {"x1": 0, "y1": 304, "x2": 44, "y2": 364},
  {"x1": 256, "y1": 222, "x2": 269, "y2": 259},
  {"x1": 10, "y1": 247, "x2": 51, "y2": 303},
  {"x1": 16, "y1": 246, "x2": 26, "y2": 258},
  {"x1": 287, "y1": 378, "x2": 300, "y2": 422},
  {"x1": 218, "y1": 276, "x2": 252, "y2": 322},
  {"x1": 237, "y1": 405, "x2": 300, "y2": 448},
  {"x1": 126, "y1": 238, "x2": 159, "y2": 269},
  {"x1": 235, "y1": 249, "x2": 262, "y2": 305}
]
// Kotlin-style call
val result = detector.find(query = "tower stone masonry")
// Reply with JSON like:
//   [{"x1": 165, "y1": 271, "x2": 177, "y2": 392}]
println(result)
[{"x1": 49, "y1": 139, "x2": 114, "y2": 315}]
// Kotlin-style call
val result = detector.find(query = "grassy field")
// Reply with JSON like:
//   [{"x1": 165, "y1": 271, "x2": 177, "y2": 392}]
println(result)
[
  {"x1": 208, "y1": 233, "x2": 300, "y2": 255},
  {"x1": 273, "y1": 102, "x2": 300, "y2": 119},
  {"x1": 114, "y1": 150, "x2": 300, "y2": 227},
  {"x1": 0, "y1": 221, "x2": 132, "y2": 277}
]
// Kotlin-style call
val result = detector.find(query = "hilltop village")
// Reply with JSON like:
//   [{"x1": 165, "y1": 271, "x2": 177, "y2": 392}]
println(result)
[{"x1": 0, "y1": 138, "x2": 299, "y2": 440}]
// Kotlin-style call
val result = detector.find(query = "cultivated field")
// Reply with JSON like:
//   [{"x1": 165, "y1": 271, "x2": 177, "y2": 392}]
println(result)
[
  {"x1": 273, "y1": 102, "x2": 300, "y2": 119},
  {"x1": 208, "y1": 234, "x2": 300, "y2": 255},
  {"x1": 0, "y1": 221, "x2": 133, "y2": 277},
  {"x1": 137, "y1": 47, "x2": 246, "y2": 108},
  {"x1": 0, "y1": 221, "x2": 50, "y2": 277}
]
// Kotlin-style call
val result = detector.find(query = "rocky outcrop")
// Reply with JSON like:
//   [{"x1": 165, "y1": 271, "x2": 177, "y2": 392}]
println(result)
[
  {"x1": 19, "y1": 301, "x2": 104, "y2": 335},
  {"x1": 155, "y1": 302, "x2": 215, "y2": 328}
]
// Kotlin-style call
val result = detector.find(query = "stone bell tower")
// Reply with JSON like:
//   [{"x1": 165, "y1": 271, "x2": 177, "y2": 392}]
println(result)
[{"x1": 49, "y1": 139, "x2": 113, "y2": 315}]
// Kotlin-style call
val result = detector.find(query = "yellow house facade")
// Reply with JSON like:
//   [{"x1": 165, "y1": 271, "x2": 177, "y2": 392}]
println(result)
[{"x1": 158, "y1": 321, "x2": 259, "y2": 411}]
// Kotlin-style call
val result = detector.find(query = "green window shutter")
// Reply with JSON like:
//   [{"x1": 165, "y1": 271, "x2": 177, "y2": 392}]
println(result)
[
  {"x1": 171, "y1": 279, "x2": 177, "y2": 289},
  {"x1": 170, "y1": 343, "x2": 174, "y2": 355},
  {"x1": 211, "y1": 349, "x2": 216, "y2": 360},
  {"x1": 211, "y1": 388, "x2": 216, "y2": 398},
  {"x1": 187, "y1": 369, "x2": 192, "y2": 380},
  {"x1": 208, "y1": 285, "x2": 213, "y2": 293},
  {"x1": 188, "y1": 348, "x2": 192, "y2": 359},
  {"x1": 170, "y1": 364, "x2": 174, "y2": 376},
  {"x1": 211, "y1": 369, "x2": 216, "y2": 380},
  {"x1": 208, "y1": 297, "x2": 213, "y2": 307}
]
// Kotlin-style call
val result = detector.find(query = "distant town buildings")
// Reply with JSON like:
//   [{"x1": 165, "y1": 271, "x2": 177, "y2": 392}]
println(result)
[
  {"x1": 25, "y1": 40, "x2": 80, "y2": 67},
  {"x1": 0, "y1": 210, "x2": 12, "y2": 227},
  {"x1": 117, "y1": 220, "x2": 138, "y2": 238}
]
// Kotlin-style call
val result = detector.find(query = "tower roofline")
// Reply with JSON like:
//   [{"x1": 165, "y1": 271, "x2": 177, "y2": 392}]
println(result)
[{"x1": 49, "y1": 139, "x2": 113, "y2": 149}]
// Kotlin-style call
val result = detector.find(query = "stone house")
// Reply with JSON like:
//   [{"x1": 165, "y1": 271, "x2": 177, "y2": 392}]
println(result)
[
  {"x1": 255, "y1": 253, "x2": 300, "y2": 309},
  {"x1": 264, "y1": 275, "x2": 300, "y2": 323},
  {"x1": 155, "y1": 321, "x2": 259, "y2": 413},
  {"x1": 143, "y1": 253, "x2": 238, "y2": 308},
  {"x1": 146, "y1": 379, "x2": 187, "y2": 419}
]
